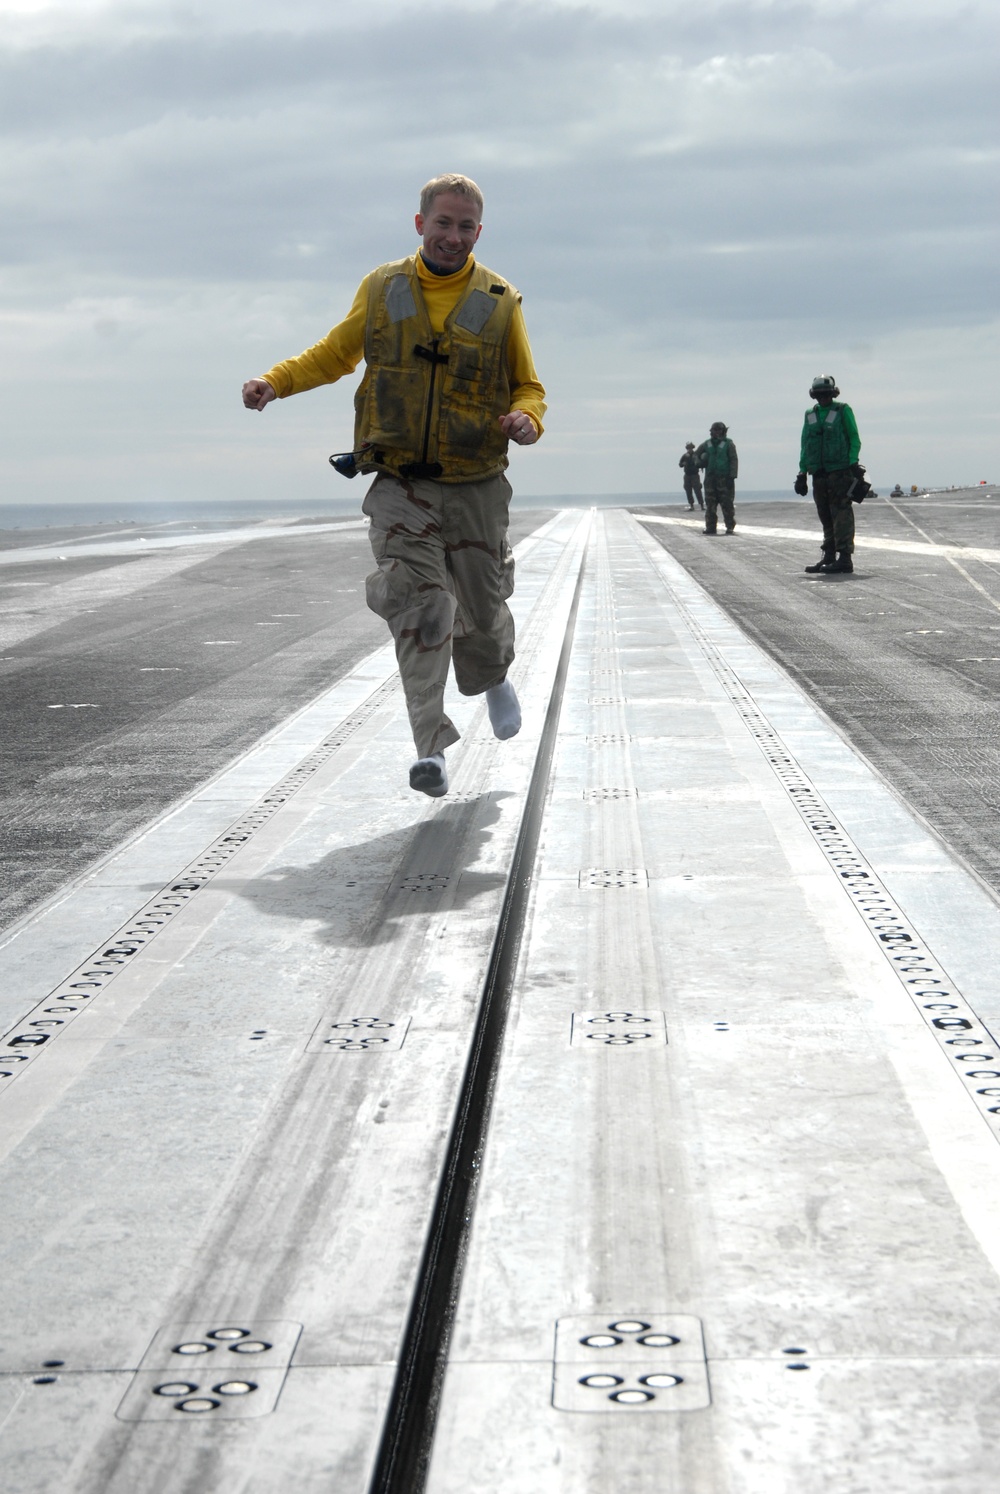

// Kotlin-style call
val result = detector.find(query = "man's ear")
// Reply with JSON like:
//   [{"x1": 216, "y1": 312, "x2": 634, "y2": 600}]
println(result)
[{"x1": 415, "y1": 212, "x2": 425, "y2": 236}]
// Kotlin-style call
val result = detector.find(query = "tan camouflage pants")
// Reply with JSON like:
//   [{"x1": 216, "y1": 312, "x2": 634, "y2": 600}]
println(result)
[{"x1": 362, "y1": 472, "x2": 516, "y2": 758}]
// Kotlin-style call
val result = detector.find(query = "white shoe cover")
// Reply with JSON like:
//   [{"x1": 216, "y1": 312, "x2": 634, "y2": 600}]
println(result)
[
  {"x1": 486, "y1": 679, "x2": 521, "y2": 740},
  {"x1": 409, "y1": 752, "x2": 448, "y2": 797}
]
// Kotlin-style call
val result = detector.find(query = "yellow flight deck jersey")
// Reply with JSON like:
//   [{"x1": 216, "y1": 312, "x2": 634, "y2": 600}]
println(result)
[{"x1": 261, "y1": 252, "x2": 546, "y2": 482}]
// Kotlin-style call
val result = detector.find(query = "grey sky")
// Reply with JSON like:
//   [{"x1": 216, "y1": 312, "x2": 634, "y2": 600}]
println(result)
[{"x1": 2, "y1": 0, "x2": 996, "y2": 505}]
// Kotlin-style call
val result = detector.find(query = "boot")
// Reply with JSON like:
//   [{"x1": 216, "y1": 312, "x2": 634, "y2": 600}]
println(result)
[
  {"x1": 805, "y1": 550, "x2": 834, "y2": 573},
  {"x1": 825, "y1": 552, "x2": 854, "y2": 574}
]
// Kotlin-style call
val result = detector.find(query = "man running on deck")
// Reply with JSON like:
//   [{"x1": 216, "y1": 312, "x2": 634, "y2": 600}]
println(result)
[{"x1": 242, "y1": 173, "x2": 546, "y2": 798}]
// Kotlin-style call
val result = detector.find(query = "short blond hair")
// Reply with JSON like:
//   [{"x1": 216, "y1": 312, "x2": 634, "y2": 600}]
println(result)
[{"x1": 419, "y1": 174, "x2": 484, "y2": 218}]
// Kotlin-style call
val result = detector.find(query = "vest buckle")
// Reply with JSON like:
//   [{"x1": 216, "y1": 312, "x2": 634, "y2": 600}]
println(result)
[{"x1": 399, "y1": 461, "x2": 444, "y2": 481}]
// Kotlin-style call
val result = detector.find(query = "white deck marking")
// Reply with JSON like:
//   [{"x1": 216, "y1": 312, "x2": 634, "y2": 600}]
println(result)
[{"x1": 639, "y1": 510, "x2": 1000, "y2": 564}]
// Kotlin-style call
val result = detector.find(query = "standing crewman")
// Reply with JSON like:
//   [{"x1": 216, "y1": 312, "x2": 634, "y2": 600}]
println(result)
[
  {"x1": 696, "y1": 422, "x2": 738, "y2": 535},
  {"x1": 242, "y1": 174, "x2": 546, "y2": 799},
  {"x1": 678, "y1": 442, "x2": 704, "y2": 511},
  {"x1": 795, "y1": 375, "x2": 865, "y2": 574}
]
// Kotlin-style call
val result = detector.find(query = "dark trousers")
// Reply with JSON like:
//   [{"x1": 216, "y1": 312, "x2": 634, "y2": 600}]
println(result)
[
  {"x1": 704, "y1": 475, "x2": 735, "y2": 532},
  {"x1": 812, "y1": 469, "x2": 855, "y2": 553},
  {"x1": 683, "y1": 474, "x2": 703, "y2": 508}
]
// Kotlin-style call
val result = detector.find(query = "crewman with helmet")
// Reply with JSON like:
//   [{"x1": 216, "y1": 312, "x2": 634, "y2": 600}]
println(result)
[
  {"x1": 695, "y1": 422, "x2": 738, "y2": 534},
  {"x1": 678, "y1": 442, "x2": 704, "y2": 511},
  {"x1": 795, "y1": 375, "x2": 864, "y2": 574}
]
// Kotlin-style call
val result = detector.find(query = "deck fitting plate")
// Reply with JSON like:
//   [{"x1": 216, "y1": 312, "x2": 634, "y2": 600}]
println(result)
[
  {"x1": 571, "y1": 1011, "x2": 667, "y2": 1047},
  {"x1": 578, "y1": 869, "x2": 649, "y2": 889},
  {"x1": 117, "y1": 1320, "x2": 301, "y2": 1421},
  {"x1": 553, "y1": 1313, "x2": 709, "y2": 1412},
  {"x1": 307, "y1": 1015, "x2": 411, "y2": 1053}
]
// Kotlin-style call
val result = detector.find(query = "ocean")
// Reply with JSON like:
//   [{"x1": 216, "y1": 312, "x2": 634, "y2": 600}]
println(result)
[{"x1": 0, "y1": 490, "x2": 804, "y2": 532}]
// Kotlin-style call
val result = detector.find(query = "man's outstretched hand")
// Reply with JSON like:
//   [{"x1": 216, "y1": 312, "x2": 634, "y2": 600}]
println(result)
[
  {"x1": 243, "y1": 380, "x2": 276, "y2": 411},
  {"x1": 499, "y1": 411, "x2": 538, "y2": 445}
]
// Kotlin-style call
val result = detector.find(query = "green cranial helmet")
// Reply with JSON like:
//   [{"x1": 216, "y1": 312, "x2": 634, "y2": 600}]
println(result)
[{"x1": 810, "y1": 374, "x2": 840, "y2": 398}]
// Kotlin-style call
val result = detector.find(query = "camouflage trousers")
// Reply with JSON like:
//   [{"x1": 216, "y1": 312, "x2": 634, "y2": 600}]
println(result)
[
  {"x1": 362, "y1": 472, "x2": 515, "y2": 758},
  {"x1": 704, "y1": 474, "x2": 735, "y2": 532},
  {"x1": 811, "y1": 469, "x2": 855, "y2": 554}
]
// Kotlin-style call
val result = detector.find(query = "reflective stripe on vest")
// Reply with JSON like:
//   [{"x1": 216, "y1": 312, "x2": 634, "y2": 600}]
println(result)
[
  {"x1": 385, "y1": 275, "x2": 417, "y2": 324},
  {"x1": 703, "y1": 439, "x2": 732, "y2": 476},
  {"x1": 802, "y1": 404, "x2": 850, "y2": 470}
]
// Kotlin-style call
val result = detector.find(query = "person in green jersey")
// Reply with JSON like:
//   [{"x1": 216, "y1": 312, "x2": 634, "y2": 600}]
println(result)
[
  {"x1": 794, "y1": 375, "x2": 864, "y2": 574},
  {"x1": 695, "y1": 423, "x2": 738, "y2": 534}
]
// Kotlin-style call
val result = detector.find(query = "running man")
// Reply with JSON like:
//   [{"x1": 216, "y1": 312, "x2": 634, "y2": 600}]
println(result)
[{"x1": 243, "y1": 174, "x2": 546, "y2": 797}]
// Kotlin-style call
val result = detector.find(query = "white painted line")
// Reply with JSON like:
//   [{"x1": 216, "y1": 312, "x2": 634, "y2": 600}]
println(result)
[
  {"x1": 427, "y1": 510, "x2": 1000, "y2": 1494},
  {"x1": 0, "y1": 511, "x2": 586, "y2": 1151},
  {"x1": 637, "y1": 511, "x2": 1000, "y2": 564},
  {"x1": 634, "y1": 516, "x2": 1000, "y2": 1283},
  {"x1": 0, "y1": 519, "x2": 369, "y2": 567}
]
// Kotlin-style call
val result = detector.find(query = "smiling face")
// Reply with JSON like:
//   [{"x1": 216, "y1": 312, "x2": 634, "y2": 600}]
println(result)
[{"x1": 415, "y1": 190, "x2": 483, "y2": 273}]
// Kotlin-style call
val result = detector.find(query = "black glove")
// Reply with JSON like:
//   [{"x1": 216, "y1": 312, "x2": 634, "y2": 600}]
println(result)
[
  {"x1": 846, "y1": 464, "x2": 870, "y2": 503},
  {"x1": 794, "y1": 472, "x2": 809, "y2": 496}
]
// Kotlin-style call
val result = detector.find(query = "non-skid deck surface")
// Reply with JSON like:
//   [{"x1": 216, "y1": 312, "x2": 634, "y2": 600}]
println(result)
[{"x1": 2, "y1": 510, "x2": 999, "y2": 1493}]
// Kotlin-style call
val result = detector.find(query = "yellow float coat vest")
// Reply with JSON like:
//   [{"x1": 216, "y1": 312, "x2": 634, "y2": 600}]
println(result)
[{"x1": 354, "y1": 256, "x2": 520, "y2": 482}]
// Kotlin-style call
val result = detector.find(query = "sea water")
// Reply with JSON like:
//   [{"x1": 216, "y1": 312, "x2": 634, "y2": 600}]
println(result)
[{"x1": 0, "y1": 490, "x2": 804, "y2": 532}]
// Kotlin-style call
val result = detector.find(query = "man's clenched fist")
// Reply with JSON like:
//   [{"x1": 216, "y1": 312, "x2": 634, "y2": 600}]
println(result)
[{"x1": 243, "y1": 380, "x2": 276, "y2": 411}]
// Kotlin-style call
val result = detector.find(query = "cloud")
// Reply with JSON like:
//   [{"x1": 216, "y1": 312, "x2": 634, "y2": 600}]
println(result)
[{"x1": 0, "y1": 0, "x2": 997, "y2": 499}]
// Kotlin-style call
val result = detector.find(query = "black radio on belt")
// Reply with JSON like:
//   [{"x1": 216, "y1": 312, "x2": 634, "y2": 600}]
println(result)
[
  {"x1": 329, "y1": 442, "x2": 380, "y2": 479},
  {"x1": 329, "y1": 451, "x2": 359, "y2": 478}
]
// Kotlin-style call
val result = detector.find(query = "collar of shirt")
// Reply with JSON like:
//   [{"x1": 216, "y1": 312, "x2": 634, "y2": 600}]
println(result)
[{"x1": 416, "y1": 250, "x2": 476, "y2": 283}]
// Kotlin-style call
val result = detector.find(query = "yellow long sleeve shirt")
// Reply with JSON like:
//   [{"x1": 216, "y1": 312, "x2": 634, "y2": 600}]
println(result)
[{"x1": 261, "y1": 252, "x2": 546, "y2": 435}]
